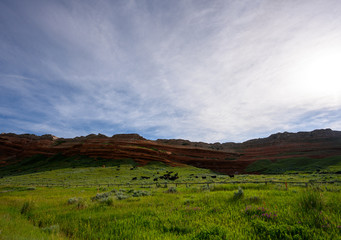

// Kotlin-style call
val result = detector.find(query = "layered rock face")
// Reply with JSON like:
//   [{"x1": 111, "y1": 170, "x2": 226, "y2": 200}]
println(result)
[{"x1": 1, "y1": 129, "x2": 341, "y2": 174}]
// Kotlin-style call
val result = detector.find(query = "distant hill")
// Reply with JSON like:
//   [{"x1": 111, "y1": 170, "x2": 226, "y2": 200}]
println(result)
[{"x1": 1, "y1": 129, "x2": 341, "y2": 176}]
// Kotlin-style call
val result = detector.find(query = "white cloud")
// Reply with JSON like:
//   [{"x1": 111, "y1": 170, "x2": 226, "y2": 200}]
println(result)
[{"x1": 1, "y1": 0, "x2": 341, "y2": 142}]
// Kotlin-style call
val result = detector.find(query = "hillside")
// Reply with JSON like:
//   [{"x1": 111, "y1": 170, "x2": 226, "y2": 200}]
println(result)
[{"x1": 1, "y1": 129, "x2": 341, "y2": 176}]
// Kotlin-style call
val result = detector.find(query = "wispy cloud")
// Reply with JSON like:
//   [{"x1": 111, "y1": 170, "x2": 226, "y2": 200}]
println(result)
[{"x1": 1, "y1": 0, "x2": 341, "y2": 142}]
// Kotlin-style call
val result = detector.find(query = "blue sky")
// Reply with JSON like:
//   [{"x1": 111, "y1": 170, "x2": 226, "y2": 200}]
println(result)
[{"x1": 1, "y1": 0, "x2": 341, "y2": 143}]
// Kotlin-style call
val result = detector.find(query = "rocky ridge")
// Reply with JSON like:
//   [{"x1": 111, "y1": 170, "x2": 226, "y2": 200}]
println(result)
[{"x1": 1, "y1": 129, "x2": 341, "y2": 174}]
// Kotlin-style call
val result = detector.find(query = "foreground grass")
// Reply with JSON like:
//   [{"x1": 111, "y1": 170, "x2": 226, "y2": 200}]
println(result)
[
  {"x1": 1, "y1": 160, "x2": 341, "y2": 239},
  {"x1": 1, "y1": 182, "x2": 341, "y2": 239}
]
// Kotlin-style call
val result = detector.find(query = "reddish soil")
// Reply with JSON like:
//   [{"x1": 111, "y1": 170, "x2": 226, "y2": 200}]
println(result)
[{"x1": 1, "y1": 129, "x2": 341, "y2": 174}]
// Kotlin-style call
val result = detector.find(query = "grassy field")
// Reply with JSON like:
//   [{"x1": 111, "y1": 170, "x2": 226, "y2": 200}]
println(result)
[
  {"x1": 1, "y1": 158, "x2": 341, "y2": 239},
  {"x1": 245, "y1": 156, "x2": 341, "y2": 174}
]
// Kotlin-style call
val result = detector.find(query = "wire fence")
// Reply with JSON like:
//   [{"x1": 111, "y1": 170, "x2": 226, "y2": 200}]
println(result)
[{"x1": 1, "y1": 180, "x2": 340, "y2": 188}]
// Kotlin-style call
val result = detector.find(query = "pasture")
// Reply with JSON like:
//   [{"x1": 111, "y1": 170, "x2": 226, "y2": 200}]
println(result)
[{"x1": 0, "y1": 159, "x2": 341, "y2": 239}]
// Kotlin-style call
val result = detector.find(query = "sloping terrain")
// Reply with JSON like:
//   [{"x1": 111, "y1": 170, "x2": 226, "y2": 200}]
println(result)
[{"x1": 1, "y1": 129, "x2": 341, "y2": 175}]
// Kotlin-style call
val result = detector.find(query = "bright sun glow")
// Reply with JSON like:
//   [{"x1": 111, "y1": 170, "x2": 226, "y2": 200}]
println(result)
[{"x1": 294, "y1": 48, "x2": 341, "y2": 99}]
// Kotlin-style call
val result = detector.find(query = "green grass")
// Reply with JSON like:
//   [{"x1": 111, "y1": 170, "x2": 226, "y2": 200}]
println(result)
[
  {"x1": 245, "y1": 156, "x2": 341, "y2": 174},
  {"x1": 0, "y1": 159, "x2": 221, "y2": 187},
  {"x1": 0, "y1": 154, "x2": 138, "y2": 177},
  {"x1": 1, "y1": 157, "x2": 341, "y2": 239},
  {"x1": 1, "y1": 182, "x2": 340, "y2": 239}
]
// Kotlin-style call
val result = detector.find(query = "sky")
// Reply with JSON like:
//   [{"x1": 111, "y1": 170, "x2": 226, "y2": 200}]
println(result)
[{"x1": 1, "y1": 0, "x2": 341, "y2": 143}]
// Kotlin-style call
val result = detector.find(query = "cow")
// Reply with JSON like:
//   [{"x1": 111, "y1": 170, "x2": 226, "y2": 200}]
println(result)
[{"x1": 169, "y1": 173, "x2": 179, "y2": 181}]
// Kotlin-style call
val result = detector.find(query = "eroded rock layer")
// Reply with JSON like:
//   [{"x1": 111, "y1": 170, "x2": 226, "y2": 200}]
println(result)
[{"x1": 1, "y1": 129, "x2": 341, "y2": 174}]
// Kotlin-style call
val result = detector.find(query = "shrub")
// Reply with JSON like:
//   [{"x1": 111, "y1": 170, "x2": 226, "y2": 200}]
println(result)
[
  {"x1": 68, "y1": 197, "x2": 82, "y2": 205},
  {"x1": 41, "y1": 224, "x2": 60, "y2": 234},
  {"x1": 132, "y1": 190, "x2": 150, "y2": 197},
  {"x1": 91, "y1": 189, "x2": 151, "y2": 203},
  {"x1": 77, "y1": 198, "x2": 88, "y2": 209},
  {"x1": 167, "y1": 187, "x2": 177, "y2": 193},
  {"x1": 98, "y1": 197, "x2": 114, "y2": 206},
  {"x1": 115, "y1": 192, "x2": 130, "y2": 200},
  {"x1": 91, "y1": 192, "x2": 112, "y2": 201},
  {"x1": 233, "y1": 187, "x2": 244, "y2": 200}
]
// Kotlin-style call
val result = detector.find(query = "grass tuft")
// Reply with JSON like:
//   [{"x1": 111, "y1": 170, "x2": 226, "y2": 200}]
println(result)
[
  {"x1": 298, "y1": 189, "x2": 324, "y2": 212},
  {"x1": 20, "y1": 201, "x2": 34, "y2": 215}
]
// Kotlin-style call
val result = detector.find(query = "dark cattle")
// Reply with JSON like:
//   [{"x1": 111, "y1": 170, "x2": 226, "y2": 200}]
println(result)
[
  {"x1": 141, "y1": 176, "x2": 150, "y2": 179},
  {"x1": 160, "y1": 173, "x2": 170, "y2": 180},
  {"x1": 153, "y1": 178, "x2": 158, "y2": 181},
  {"x1": 211, "y1": 175, "x2": 217, "y2": 178},
  {"x1": 159, "y1": 172, "x2": 178, "y2": 181},
  {"x1": 130, "y1": 168, "x2": 134, "y2": 170},
  {"x1": 169, "y1": 173, "x2": 179, "y2": 181},
  {"x1": 195, "y1": 176, "x2": 198, "y2": 178},
  {"x1": 202, "y1": 176, "x2": 206, "y2": 179},
  {"x1": 132, "y1": 177, "x2": 137, "y2": 180},
  {"x1": 228, "y1": 174, "x2": 234, "y2": 178}
]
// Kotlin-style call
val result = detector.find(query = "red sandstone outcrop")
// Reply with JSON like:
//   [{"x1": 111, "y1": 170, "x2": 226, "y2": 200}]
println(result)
[{"x1": 1, "y1": 129, "x2": 340, "y2": 174}]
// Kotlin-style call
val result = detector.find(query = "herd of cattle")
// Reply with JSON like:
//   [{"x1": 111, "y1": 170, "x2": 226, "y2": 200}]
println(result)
[{"x1": 131, "y1": 171, "x2": 235, "y2": 181}]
